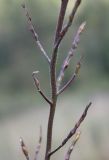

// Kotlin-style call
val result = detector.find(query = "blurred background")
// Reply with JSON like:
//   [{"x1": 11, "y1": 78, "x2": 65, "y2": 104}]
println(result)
[{"x1": 0, "y1": 0, "x2": 109, "y2": 160}]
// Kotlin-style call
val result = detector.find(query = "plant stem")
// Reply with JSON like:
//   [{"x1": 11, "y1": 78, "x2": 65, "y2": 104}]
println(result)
[
  {"x1": 45, "y1": 102, "x2": 56, "y2": 160},
  {"x1": 55, "y1": 0, "x2": 69, "y2": 43},
  {"x1": 48, "y1": 102, "x2": 91, "y2": 157},
  {"x1": 45, "y1": 46, "x2": 58, "y2": 160}
]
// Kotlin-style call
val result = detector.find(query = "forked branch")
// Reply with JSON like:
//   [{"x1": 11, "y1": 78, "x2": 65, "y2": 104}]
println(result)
[
  {"x1": 55, "y1": 0, "x2": 82, "y2": 51},
  {"x1": 65, "y1": 131, "x2": 81, "y2": 160},
  {"x1": 60, "y1": 0, "x2": 82, "y2": 41},
  {"x1": 57, "y1": 22, "x2": 86, "y2": 90},
  {"x1": 57, "y1": 57, "x2": 82, "y2": 95}
]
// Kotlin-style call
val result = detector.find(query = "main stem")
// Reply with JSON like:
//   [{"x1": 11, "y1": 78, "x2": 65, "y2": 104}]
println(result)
[
  {"x1": 45, "y1": 47, "x2": 58, "y2": 160},
  {"x1": 45, "y1": 1, "x2": 69, "y2": 158},
  {"x1": 45, "y1": 102, "x2": 56, "y2": 160}
]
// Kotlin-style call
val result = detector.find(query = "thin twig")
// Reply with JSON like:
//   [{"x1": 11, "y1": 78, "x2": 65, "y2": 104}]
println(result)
[
  {"x1": 57, "y1": 22, "x2": 86, "y2": 90},
  {"x1": 20, "y1": 137, "x2": 30, "y2": 160},
  {"x1": 65, "y1": 131, "x2": 81, "y2": 160},
  {"x1": 22, "y1": 4, "x2": 50, "y2": 64},
  {"x1": 54, "y1": 0, "x2": 69, "y2": 43},
  {"x1": 34, "y1": 126, "x2": 42, "y2": 160},
  {"x1": 32, "y1": 71, "x2": 52, "y2": 105},
  {"x1": 57, "y1": 57, "x2": 82, "y2": 95},
  {"x1": 48, "y1": 102, "x2": 92, "y2": 157}
]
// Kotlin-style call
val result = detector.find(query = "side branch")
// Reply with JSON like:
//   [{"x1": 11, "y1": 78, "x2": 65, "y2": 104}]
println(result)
[
  {"x1": 32, "y1": 71, "x2": 52, "y2": 105},
  {"x1": 57, "y1": 57, "x2": 82, "y2": 95},
  {"x1": 57, "y1": 22, "x2": 86, "y2": 90},
  {"x1": 22, "y1": 4, "x2": 50, "y2": 64},
  {"x1": 48, "y1": 102, "x2": 92, "y2": 157}
]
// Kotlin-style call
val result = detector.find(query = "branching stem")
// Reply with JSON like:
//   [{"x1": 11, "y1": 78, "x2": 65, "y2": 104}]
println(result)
[
  {"x1": 22, "y1": 1, "x2": 92, "y2": 160},
  {"x1": 48, "y1": 102, "x2": 92, "y2": 157},
  {"x1": 57, "y1": 22, "x2": 86, "y2": 90},
  {"x1": 45, "y1": 1, "x2": 83, "y2": 160},
  {"x1": 57, "y1": 57, "x2": 82, "y2": 95}
]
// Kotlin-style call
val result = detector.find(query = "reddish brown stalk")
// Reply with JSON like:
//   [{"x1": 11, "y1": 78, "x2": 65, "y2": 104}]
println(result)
[
  {"x1": 45, "y1": 1, "x2": 70, "y2": 158},
  {"x1": 54, "y1": 0, "x2": 69, "y2": 43},
  {"x1": 45, "y1": 46, "x2": 58, "y2": 160},
  {"x1": 45, "y1": 102, "x2": 57, "y2": 160},
  {"x1": 48, "y1": 102, "x2": 92, "y2": 157}
]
